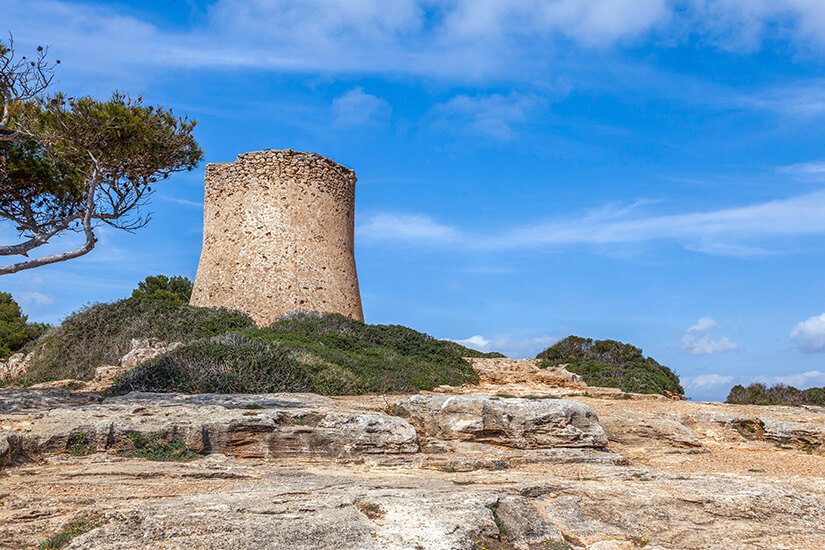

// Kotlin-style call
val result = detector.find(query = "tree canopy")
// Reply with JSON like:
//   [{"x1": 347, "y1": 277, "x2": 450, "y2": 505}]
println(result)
[
  {"x1": 132, "y1": 274, "x2": 193, "y2": 304},
  {"x1": 0, "y1": 37, "x2": 203, "y2": 274},
  {"x1": 0, "y1": 291, "x2": 49, "y2": 359}
]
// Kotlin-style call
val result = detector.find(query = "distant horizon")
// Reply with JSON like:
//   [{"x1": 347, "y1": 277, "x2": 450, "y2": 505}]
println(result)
[{"x1": 4, "y1": 0, "x2": 825, "y2": 402}]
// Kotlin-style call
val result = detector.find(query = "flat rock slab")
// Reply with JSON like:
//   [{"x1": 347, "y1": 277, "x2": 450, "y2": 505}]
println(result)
[
  {"x1": 60, "y1": 468, "x2": 561, "y2": 550},
  {"x1": 399, "y1": 394, "x2": 608, "y2": 448}
]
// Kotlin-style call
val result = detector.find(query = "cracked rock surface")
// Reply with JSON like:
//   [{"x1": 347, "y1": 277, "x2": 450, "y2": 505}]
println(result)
[{"x1": 1, "y1": 384, "x2": 824, "y2": 549}]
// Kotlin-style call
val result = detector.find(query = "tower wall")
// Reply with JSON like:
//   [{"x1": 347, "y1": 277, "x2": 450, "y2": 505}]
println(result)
[{"x1": 190, "y1": 149, "x2": 363, "y2": 326}]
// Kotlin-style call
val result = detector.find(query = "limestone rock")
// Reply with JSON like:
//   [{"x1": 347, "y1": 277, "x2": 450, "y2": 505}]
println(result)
[
  {"x1": 468, "y1": 357, "x2": 585, "y2": 387},
  {"x1": 599, "y1": 411, "x2": 703, "y2": 449},
  {"x1": 399, "y1": 394, "x2": 608, "y2": 448},
  {"x1": 0, "y1": 352, "x2": 31, "y2": 382},
  {"x1": 494, "y1": 494, "x2": 564, "y2": 548},
  {"x1": 6, "y1": 392, "x2": 419, "y2": 461},
  {"x1": 119, "y1": 338, "x2": 183, "y2": 370}
]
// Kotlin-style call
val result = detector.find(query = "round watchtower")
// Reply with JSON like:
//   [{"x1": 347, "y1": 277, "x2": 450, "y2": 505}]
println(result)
[{"x1": 190, "y1": 149, "x2": 364, "y2": 326}]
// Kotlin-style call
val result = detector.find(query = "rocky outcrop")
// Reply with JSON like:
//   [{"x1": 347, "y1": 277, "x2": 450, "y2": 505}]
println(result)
[
  {"x1": 599, "y1": 411, "x2": 703, "y2": 449},
  {"x1": 2, "y1": 384, "x2": 825, "y2": 549},
  {"x1": 468, "y1": 357, "x2": 585, "y2": 387},
  {"x1": 2, "y1": 392, "x2": 418, "y2": 463},
  {"x1": 119, "y1": 338, "x2": 183, "y2": 370},
  {"x1": 0, "y1": 352, "x2": 31, "y2": 382},
  {"x1": 399, "y1": 394, "x2": 608, "y2": 448}
]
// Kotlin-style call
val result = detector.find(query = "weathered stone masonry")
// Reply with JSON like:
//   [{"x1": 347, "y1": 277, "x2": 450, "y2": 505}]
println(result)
[{"x1": 190, "y1": 149, "x2": 364, "y2": 325}]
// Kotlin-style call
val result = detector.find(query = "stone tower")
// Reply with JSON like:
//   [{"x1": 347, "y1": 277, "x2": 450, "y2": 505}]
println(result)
[{"x1": 190, "y1": 149, "x2": 363, "y2": 326}]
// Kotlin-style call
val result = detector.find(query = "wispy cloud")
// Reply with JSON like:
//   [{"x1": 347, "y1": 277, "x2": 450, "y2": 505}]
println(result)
[
  {"x1": 680, "y1": 317, "x2": 738, "y2": 355},
  {"x1": 332, "y1": 88, "x2": 392, "y2": 127},
  {"x1": 682, "y1": 373, "x2": 735, "y2": 391},
  {"x1": 358, "y1": 213, "x2": 460, "y2": 244},
  {"x1": 790, "y1": 313, "x2": 825, "y2": 353},
  {"x1": 778, "y1": 160, "x2": 825, "y2": 177},
  {"x1": 358, "y1": 188, "x2": 825, "y2": 256},
  {"x1": 9, "y1": 0, "x2": 825, "y2": 84},
  {"x1": 431, "y1": 92, "x2": 540, "y2": 139},
  {"x1": 158, "y1": 195, "x2": 204, "y2": 208},
  {"x1": 17, "y1": 291, "x2": 55, "y2": 306},
  {"x1": 452, "y1": 333, "x2": 558, "y2": 359}
]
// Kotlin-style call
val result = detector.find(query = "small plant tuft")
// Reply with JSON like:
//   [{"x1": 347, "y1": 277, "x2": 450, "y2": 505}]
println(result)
[
  {"x1": 121, "y1": 431, "x2": 196, "y2": 461},
  {"x1": 67, "y1": 432, "x2": 90, "y2": 456}
]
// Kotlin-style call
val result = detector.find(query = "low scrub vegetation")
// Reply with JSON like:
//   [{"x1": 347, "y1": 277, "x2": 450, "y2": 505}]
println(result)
[
  {"x1": 23, "y1": 299, "x2": 255, "y2": 382},
  {"x1": 726, "y1": 383, "x2": 825, "y2": 407},
  {"x1": 114, "y1": 311, "x2": 492, "y2": 395},
  {"x1": 537, "y1": 335, "x2": 683, "y2": 396}
]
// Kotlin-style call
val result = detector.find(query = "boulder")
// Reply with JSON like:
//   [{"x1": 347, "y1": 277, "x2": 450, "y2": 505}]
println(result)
[
  {"x1": 119, "y1": 338, "x2": 183, "y2": 370},
  {"x1": 399, "y1": 395, "x2": 608, "y2": 448}
]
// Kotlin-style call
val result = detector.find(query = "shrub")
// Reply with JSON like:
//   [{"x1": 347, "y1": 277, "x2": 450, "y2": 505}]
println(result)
[
  {"x1": 131, "y1": 274, "x2": 193, "y2": 303},
  {"x1": 24, "y1": 299, "x2": 255, "y2": 382},
  {"x1": 537, "y1": 335, "x2": 683, "y2": 396},
  {"x1": 0, "y1": 292, "x2": 49, "y2": 359},
  {"x1": 114, "y1": 311, "x2": 493, "y2": 395},
  {"x1": 726, "y1": 383, "x2": 825, "y2": 407}
]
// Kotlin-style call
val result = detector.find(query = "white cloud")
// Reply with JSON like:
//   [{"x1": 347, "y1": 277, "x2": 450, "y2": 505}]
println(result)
[
  {"x1": 357, "y1": 213, "x2": 459, "y2": 244},
  {"x1": 680, "y1": 317, "x2": 738, "y2": 355},
  {"x1": 766, "y1": 370, "x2": 825, "y2": 387},
  {"x1": 158, "y1": 195, "x2": 204, "y2": 208},
  {"x1": 688, "y1": 316, "x2": 717, "y2": 332},
  {"x1": 682, "y1": 373, "x2": 735, "y2": 390},
  {"x1": 358, "y1": 188, "x2": 825, "y2": 256},
  {"x1": 332, "y1": 88, "x2": 392, "y2": 127},
  {"x1": 453, "y1": 333, "x2": 558, "y2": 359},
  {"x1": 778, "y1": 160, "x2": 825, "y2": 176},
  {"x1": 790, "y1": 313, "x2": 825, "y2": 353},
  {"x1": 17, "y1": 291, "x2": 55, "y2": 306},
  {"x1": 9, "y1": 0, "x2": 825, "y2": 85},
  {"x1": 433, "y1": 92, "x2": 539, "y2": 139}
]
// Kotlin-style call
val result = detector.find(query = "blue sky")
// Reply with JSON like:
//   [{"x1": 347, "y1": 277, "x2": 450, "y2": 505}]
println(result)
[{"x1": 4, "y1": 0, "x2": 825, "y2": 401}]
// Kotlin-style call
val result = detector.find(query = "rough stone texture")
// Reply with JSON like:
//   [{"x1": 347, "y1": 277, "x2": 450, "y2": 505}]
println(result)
[
  {"x1": 469, "y1": 357, "x2": 585, "y2": 387},
  {"x1": 599, "y1": 411, "x2": 703, "y2": 449},
  {"x1": 494, "y1": 494, "x2": 565, "y2": 548},
  {"x1": 190, "y1": 149, "x2": 363, "y2": 325},
  {"x1": 119, "y1": 338, "x2": 183, "y2": 370},
  {"x1": 0, "y1": 352, "x2": 31, "y2": 382},
  {"x1": 2, "y1": 387, "x2": 825, "y2": 549},
  {"x1": 399, "y1": 394, "x2": 609, "y2": 448},
  {"x1": 0, "y1": 392, "x2": 418, "y2": 462}
]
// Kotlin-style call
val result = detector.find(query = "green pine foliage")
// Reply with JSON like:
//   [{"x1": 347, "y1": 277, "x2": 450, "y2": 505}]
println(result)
[
  {"x1": 536, "y1": 335, "x2": 683, "y2": 396},
  {"x1": 0, "y1": 292, "x2": 49, "y2": 359},
  {"x1": 131, "y1": 275, "x2": 193, "y2": 303}
]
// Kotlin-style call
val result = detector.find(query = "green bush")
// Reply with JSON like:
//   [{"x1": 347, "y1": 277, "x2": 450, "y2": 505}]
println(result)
[
  {"x1": 131, "y1": 274, "x2": 193, "y2": 303},
  {"x1": 114, "y1": 311, "x2": 494, "y2": 395},
  {"x1": 24, "y1": 298, "x2": 255, "y2": 382},
  {"x1": 726, "y1": 383, "x2": 825, "y2": 407},
  {"x1": 537, "y1": 335, "x2": 683, "y2": 396},
  {"x1": 0, "y1": 292, "x2": 49, "y2": 360}
]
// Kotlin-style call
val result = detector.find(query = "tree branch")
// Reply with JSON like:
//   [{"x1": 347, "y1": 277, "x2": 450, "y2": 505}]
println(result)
[{"x1": 0, "y1": 167, "x2": 98, "y2": 275}]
